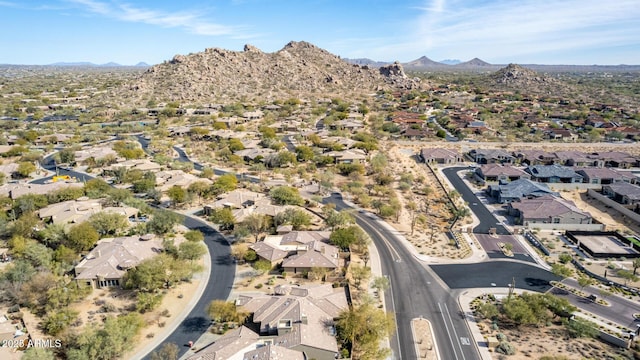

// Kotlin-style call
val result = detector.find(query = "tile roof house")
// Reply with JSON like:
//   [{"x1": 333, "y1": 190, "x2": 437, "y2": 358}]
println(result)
[
  {"x1": 74, "y1": 234, "x2": 162, "y2": 289},
  {"x1": 508, "y1": 195, "x2": 592, "y2": 226},
  {"x1": 470, "y1": 149, "x2": 514, "y2": 164},
  {"x1": 38, "y1": 199, "x2": 103, "y2": 225},
  {"x1": 185, "y1": 324, "x2": 261, "y2": 360},
  {"x1": 324, "y1": 149, "x2": 367, "y2": 164},
  {"x1": 595, "y1": 151, "x2": 639, "y2": 169},
  {"x1": 552, "y1": 151, "x2": 603, "y2": 167},
  {"x1": 188, "y1": 284, "x2": 347, "y2": 360},
  {"x1": 281, "y1": 241, "x2": 341, "y2": 274},
  {"x1": 603, "y1": 182, "x2": 640, "y2": 206},
  {"x1": 419, "y1": 148, "x2": 462, "y2": 164},
  {"x1": 0, "y1": 181, "x2": 84, "y2": 199},
  {"x1": 525, "y1": 164, "x2": 583, "y2": 183},
  {"x1": 576, "y1": 167, "x2": 636, "y2": 185},
  {"x1": 515, "y1": 150, "x2": 558, "y2": 165},
  {"x1": 487, "y1": 178, "x2": 559, "y2": 204},
  {"x1": 475, "y1": 164, "x2": 530, "y2": 183}
]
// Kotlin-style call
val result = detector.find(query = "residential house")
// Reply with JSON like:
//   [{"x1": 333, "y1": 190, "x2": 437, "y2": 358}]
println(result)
[
  {"x1": 487, "y1": 178, "x2": 559, "y2": 204},
  {"x1": 508, "y1": 196, "x2": 592, "y2": 226},
  {"x1": 525, "y1": 164, "x2": 583, "y2": 183},
  {"x1": 203, "y1": 189, "x2": 291, "y2": 223},
  {"x1": 107, "y1": 159, "x2": 162, "y2": 172},
  {"x1": 234, "y1": 148, "x2": 275, "y2": 162},
  {"x1": 189, "y1": 284, "x2": 347, "y2": 360},
  {"x1": 514, "y1": 150, "x2": 557, "y2": 165},
  {"x1": 545, "y1": 129, "x2": 578, "y2": 141},
  {"x1": 576, "y1": 168, "x2": 635, "y2": 185},
  {"x1": 595, "y1": 151, "x2": 638, "y2": 169},
  {"x1": 475, "y1": 164, "x2": 530, "y2": 183},
  {"x1": 0, "y1": 182, "x2": 84, "y2": 199},
  {"x1": 75, "y1": 145, "x2": 119, "y2": 163},
  {"x1": 419, "y1": 148, "x2": 462, "y2": 164},
  {"x1": 553, "y1": 151, "x2": 603, "y2": 167},
  {"x1": 74, "y1": 234, "x2": 162, "y2": 289},
  {"x1": 470, "y1": 149, "x2": 514, "y2": 164},
  {"x1": 155, "y1": 170, "x2": 212, "y2": 192},
  {"x1": 602, "y1": 182, "x2": 640, "y2": 206},
  {"x1": 281, "y1": 241, "x2": 341, "y2": 274},
  {"x1": 249, "y1": 241, "x2": 289, "y2": 264},
  {"x1": 329, "y1": 119, "x2": 364, "y2": 132},
  {"x1": 324, "y1": 149, "x2": 367, "y2": 164},
  {"x1": 38, "y1": 198, "x2": 103, "y2": 225}
]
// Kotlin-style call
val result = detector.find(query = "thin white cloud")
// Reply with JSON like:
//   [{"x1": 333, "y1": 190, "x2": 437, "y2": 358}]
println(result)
[
  {"x1": 379, "y1": 0, "x2": 640, "y2": 63},
  {"x1": 67, "y1": 0, "x2": 246, "y2": 37}
]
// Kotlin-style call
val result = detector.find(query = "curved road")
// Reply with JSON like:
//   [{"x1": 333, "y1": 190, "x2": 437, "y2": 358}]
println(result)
[
  {"x1": 35, "y1": 154, "x2": 235, "y2": 359},
  {"x1": 328, "y1": 194, "x2": 481, "y2": 360}
]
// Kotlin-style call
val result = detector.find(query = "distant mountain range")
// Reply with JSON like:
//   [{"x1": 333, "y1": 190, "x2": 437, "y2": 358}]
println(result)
[{"x1": 48, "y1": 61, "x2": 150, "y2": 67}]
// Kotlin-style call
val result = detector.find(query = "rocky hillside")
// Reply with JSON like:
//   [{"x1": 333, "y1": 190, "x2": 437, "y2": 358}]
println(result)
[
  {"x1": 119, "y1": 41, "x2": 417, "y2": 104},
  {"x1": 491, "y1": 63, "x2": 560, "y2": 87}
]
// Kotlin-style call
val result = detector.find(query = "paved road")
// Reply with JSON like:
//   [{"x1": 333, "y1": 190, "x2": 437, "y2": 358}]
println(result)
[
  {"x1": 441, "y1": 166, "x2": 509, "y2": 235},
  {"x1": 35, "y1": 150, "x2": 236, "y2": 359},
  {"x1": 328, "y1": 194, "x2": 481, "y2": 360},
  {"x1": 551, "y1": 279, "x2": 640, "y2": 330},
  {"x1": 431, "y1": 261, "x2": 560, "y2": 290},
  {"x1": 143, "y1": 216, "x2": 234, "y2": 359}
]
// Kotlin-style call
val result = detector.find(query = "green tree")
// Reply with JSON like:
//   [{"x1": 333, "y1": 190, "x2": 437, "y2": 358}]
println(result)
[
  {"x1": 211, "y1": 173, "x2": 238, "y2": 195},
  {"x1": 136, "y1": 292, "x2": 163, "y2": 313},
  {"x1": 325, "y1": 209, "x2": 355, "y2": 231},
  {"x1": 274, "y1": 208, "x2": 312, "y2": 230},
  {"x1": 295, "y1": 145, "x2": 315, "y2": 162},
  {"x1": 330, "y1": 226, "x2": 359, "y2": 250},
  {"x1": 43, "y1": 309, "x2": 79, "y2": 335},
  {"x1": 146, "y1": 210, "x2": 183, "y2": 235},
  {"x1": 243, "y1": 213, "x2": 268, "y2": 242},
  {"x1": 65, "y1": 313, "x2": 144, "y2": 360},
  {"x1": 167, "y1": 185, "x2": 187, "y2": 207},
  {"x1": 89, "y1": 212, "x2": 129, "y2": 236},
  {"x1": 184, "y1": 229, "x2": 204, "y2": 242},
  {"x1": 209, "y1": 207, "x2": 236, "y2": 231},
  {"x1": 617, "y1": 269, "x2": 638, "y2": 286},
  {"x1": 350, "y1": 265, "x2": 371, "y2": 289},
  {"x1": 336, "y1": 302, "x2": 394, "y2": 360},
  {"x1": 150, "y1": 343, "x2": 179, "y2": 360},
  {"x1": 633, "y1": 258, "x2": 640, "y2": 275},
  {"x1": 551, "y1": 263, "x2": 572, "y2": 278},
  {"x1": 178, "y1": 241, "x2": 207, "y2": 263},
  {"x1": 207, "y1": 300, "x2": 248, "y2": 323},
  {"x1": 84, "y1": 179, "x2": 112, "y2": 198},
  {"x1": 371, "y1": 276, "x2": 390, "y2": 293},
  {"x1": 15, "y1": 161, "x2": 36, "y2": 178},
  {"x1": 269, "y1": 186, "x2": 304, "y2": 205},
  {"x1": 577, "y1": 275, "x2": 595, "y2": 290},
  {"x1": 558, "y1": 253, "x2": 572, "y2": 264},
  {"x1": 66, "y1": 222, "x2": 99, "y2": 252},
  {"x1": 253, "y1": 259, "x2": 272, "y2": 274},
  {"x1": 565, "y1": 317, "x2": 598, "y2": 338}
]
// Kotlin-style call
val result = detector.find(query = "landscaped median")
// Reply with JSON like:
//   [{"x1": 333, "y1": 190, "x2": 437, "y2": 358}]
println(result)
[{"x1": 411, "y1": 317, "x2": 439, "y2": 360}]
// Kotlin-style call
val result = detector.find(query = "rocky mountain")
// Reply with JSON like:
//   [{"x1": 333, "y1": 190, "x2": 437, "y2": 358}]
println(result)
[
  {"x1": 121, "y1": 41, "x2": 417, "y2": 103},
  {"x1": 489, "y1": 63, "x2": 570, "y2": 94}
]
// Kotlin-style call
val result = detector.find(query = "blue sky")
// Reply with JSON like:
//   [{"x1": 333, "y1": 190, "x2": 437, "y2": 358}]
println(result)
[{"x1": 1, "y1": 0, "x2": 639, "y2": 65}]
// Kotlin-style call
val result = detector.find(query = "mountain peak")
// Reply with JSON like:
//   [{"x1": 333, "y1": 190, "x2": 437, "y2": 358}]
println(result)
[{"x1": 124, "y1": 41, "x2": 419, "y2": 103}]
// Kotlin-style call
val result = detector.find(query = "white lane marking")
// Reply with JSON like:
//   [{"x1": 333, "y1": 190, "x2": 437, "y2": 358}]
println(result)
[
  {"x1": 444, "y1": 303, "x2": 466, "y2": 360},
  {"x1": 438, "y1": 303, "x2": 460, "y2": 360}
]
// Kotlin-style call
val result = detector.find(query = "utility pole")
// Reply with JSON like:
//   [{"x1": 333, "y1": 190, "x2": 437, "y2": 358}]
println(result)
[{"x1": 508, "y1": 277, "x2": 515, "y2": 299}]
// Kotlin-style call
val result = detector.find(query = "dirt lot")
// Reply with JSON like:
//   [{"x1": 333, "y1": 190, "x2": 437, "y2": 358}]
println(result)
[{"x1": 561, "y1": 190, "x2": 640, "y2": 235}]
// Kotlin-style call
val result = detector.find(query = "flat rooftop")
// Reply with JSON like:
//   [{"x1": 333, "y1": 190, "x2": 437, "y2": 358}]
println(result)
[{"x1": 574, "y1": 234, "x2": 639, "y2": 256}]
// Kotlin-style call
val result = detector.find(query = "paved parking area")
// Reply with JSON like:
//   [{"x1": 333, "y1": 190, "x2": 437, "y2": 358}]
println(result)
[{"x1": 475, "y1": 234, "x2": 536, "y2": 263}]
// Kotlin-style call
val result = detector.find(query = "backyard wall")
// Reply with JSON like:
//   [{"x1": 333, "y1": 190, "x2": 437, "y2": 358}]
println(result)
[{"x1": 587, "y1": 189, "x2": 640, "y2": 225}]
